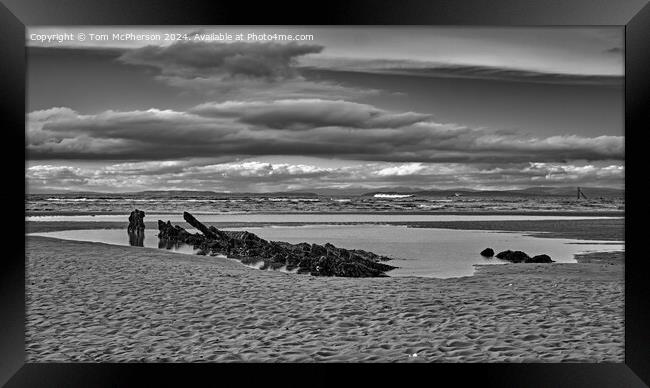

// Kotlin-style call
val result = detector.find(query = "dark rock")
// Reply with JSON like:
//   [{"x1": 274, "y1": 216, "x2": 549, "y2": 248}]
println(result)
[
  {"x1": 527, "y1": 254, "x2": 554, "y2": 263},
  {"x1": 157, "y1": 211, "x2": 397, "y2": 277},
  {"x1": 127, "y1": 209, "x2": 145, "y2": 233},
  {"x1": 494, "y1": 250, "x2": 554, "y2": 263},
  {"x1": 480, "y1": 248, "x2": 494, "y2": 257},
  {"x1": 495, "y1": 250, "x2": 530, "y2": 263}
]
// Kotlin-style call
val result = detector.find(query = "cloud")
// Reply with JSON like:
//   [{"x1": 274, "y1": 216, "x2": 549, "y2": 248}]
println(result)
[
  {"x1": 118, "y1": 41, "x2": 324, "y2": 80},
  {"x1": 27, "y1": 165, "x2": 89, "y2": 186},
  {"x1": 115, "y1": 41, "x2": 381, "y2": 100},
  {"x1": 523, "y1": 162, "x2": 624, "y2": 182},
  {"x1": 375, "y1": 163, "x2": 428, "y2": 176},
  {"x1": 26, "y1": 160, "x2": 337, "y2": 192},
  {"x1": 27, "y1": 107, "x2": 249, "y2": 159},
  {"x1": 27, "y1": 159, "x2": 625, "y2": 193},
  {"x1": 163, "y1": 76, "x2": 380, "y2": 100},
  {"x1": 300, "y1": 58, "x2": 623, "y2": 86},
  {"x1": 191, "y1": 99, "x2": 430, "y2": 130},
  {"x1": 27, "y1": 102, "x2": 624, "y2": 163}
]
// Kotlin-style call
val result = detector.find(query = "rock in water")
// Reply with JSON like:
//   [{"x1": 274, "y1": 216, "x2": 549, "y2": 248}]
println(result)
[
  {"x1": 157, "y1": 211, "x2": 397, "y2": 277},
  {"x1": 495, "y1": 250, "x2": 530, "y2": 263},
  {"x1": 495, "y1": 250, "x2": 554, "y2": 263},
  {"x1": 480, "y1": 248, "x2": 495, "y2": 257},
  {"x1": 128, "y1": 209, "x2": 146, "y2": 233},
  {"x1": 528, "y1": 254, "x2": 554, "y2": 263}
]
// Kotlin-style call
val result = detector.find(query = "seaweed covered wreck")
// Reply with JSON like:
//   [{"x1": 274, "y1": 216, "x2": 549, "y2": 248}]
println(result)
[{"x1": 155, "y1": 211, "x2": 396, "y2": 277}]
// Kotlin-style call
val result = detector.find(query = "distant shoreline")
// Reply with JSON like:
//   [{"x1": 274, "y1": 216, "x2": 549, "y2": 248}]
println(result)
[
  {"x1": 25, "y1": 210, "x2": 625, "y2": 217},
  {"x1": 26, "y1": 216, "x2": 625, "y2": 242}
]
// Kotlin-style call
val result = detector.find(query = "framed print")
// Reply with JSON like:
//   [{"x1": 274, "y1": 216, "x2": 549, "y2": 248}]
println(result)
[{"x1": 2, "y1": 0, "x2": 649, "y2": 386}]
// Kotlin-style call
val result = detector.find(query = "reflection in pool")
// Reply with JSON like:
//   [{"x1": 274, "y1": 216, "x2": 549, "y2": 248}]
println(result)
[
  {"x1": 30, "y1": 225, "x2": 623, "y2": 278},
  {"x1": 128, "y1": 231, "x2": 144, "y2": 247}
]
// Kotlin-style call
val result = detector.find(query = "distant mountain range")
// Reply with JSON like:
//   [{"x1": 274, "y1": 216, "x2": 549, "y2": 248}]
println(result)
[
  {"x1": 135, "y1": 190, "x2": 319, "y2": 198},
  {"x1": 360, "y1": 186, "x2": 624, "y2": 198},
  {"x1": 31, "y1": 186, "x2": 624, "y2": 198}
]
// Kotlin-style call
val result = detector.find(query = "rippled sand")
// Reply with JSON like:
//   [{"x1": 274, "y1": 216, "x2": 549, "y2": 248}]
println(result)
[{"x1": 26, "y1": 236, "x2": 624, "y2": 362}]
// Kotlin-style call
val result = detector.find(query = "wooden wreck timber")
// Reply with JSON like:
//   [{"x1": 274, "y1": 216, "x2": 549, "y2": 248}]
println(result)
[
  {"x1": 156, "y1": 211, "x2": 397, "y2": 277},
  {"x1": 127, "y1": 209, "x2": 145, "y2": 233},
  {"x1": 127, "y1": 209, "x2": 146, "y2": 247}
]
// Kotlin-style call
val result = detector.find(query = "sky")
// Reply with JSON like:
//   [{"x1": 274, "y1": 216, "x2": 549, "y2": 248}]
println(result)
[{"x1": 26, "y1": 27, "x2": 624, "y2": 193}]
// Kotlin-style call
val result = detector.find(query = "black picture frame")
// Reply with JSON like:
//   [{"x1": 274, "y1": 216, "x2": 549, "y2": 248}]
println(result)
[{"x1": 2, "y1": 0, "x2": 649, "y2": 386}]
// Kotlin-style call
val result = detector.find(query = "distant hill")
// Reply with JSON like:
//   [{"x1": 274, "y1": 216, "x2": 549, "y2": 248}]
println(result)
[
  {"x1": 516, "y1": 186, "x2": 624, "y2": 197},
  {"x1": 135, "y1": 190, "x2": 222, "y2": 197},
  {"x1": 363, "y1": 186, "x2": 624, "y2": 198},
  {"x1": 134, "y1": 190, "x2": 319, "y2": 198},
  {"x1": 297, "y1": 186, "x2": 421, "y2": 196},
  {"x1": 28, "y1": 190, "x2": 319, "y2": 198},
  {"x1": 29, "y1": 186, "x2": 623, "y2": 198}
]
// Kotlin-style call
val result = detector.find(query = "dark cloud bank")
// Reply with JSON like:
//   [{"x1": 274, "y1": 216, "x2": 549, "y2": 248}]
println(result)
[{"x1": 27, "y1": 100, "x2": 623, "y2": 164}]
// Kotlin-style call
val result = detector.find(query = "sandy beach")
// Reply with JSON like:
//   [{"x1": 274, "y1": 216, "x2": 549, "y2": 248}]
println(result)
[{"x1": 26, "y1": 232, "x2": 624, "y2": 362}]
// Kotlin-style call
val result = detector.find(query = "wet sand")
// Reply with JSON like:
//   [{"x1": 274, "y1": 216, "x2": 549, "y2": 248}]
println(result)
[
  {"x1": 26, "y1": 235, "x2": 624, "y2": 362},
  {"x1": 26, "y1": 216, "x2": 623, "y2": 241},
  {"x1": 26, "y1": 210, "x2": 625, "y2": 217}
]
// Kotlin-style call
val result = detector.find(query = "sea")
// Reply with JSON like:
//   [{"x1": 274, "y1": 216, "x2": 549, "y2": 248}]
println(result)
[{"x1": 26, "y1": 192, "x2": 624, "y2": 215}]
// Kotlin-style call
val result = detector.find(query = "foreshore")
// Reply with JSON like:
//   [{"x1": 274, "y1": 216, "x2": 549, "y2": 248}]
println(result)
[
  {"x1": 26, "y1": 216, "x2": 624, "y2": 241},
  {"x1": 26, "y1": 214, "x2": 624, "y2": 362},
  {"x1": 26, "y1": 210, "x2": 625, "y2": 217}
]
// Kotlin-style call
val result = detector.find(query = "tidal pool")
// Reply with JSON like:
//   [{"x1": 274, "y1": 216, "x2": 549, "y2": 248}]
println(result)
[{"x1": 29, "y1": 224, "x2": 623, "y2": 278}]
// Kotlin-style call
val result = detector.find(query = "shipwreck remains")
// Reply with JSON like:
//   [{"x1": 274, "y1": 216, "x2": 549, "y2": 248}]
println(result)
[
  {"x1": 156, "y1": 211, "x2": 396, "y2": 277},
  {"x1": 127, "y1": 209, "x2": 146, "y2": 247},
  {"x1": 128, "y1": 209, "x2": 146, "y2": 232}
]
